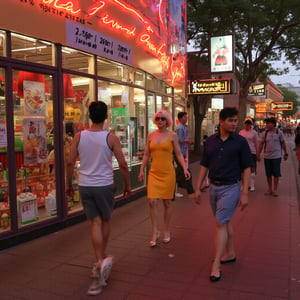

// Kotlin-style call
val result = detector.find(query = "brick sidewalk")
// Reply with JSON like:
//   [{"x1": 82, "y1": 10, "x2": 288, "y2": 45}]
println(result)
[{"x1": 1, "y1": 136, "x2": 300, "y2": 299}]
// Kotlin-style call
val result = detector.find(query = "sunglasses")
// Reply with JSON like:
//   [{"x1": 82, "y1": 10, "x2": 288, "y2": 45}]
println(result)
[{"x1": 155, "y1": 117, "x2": 166, "y2": 121}]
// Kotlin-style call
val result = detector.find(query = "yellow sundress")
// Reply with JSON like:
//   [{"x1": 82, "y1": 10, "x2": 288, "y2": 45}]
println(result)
[{"x1": 147, "y1": 131, "x2": 176, "y2": 199}]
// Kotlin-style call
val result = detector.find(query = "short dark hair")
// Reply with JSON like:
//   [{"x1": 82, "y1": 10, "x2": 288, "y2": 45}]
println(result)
[
  {"x1": 177, "y1": 111, "x2": 187, "y2": 120},
  {"x1": 89, "y1": 101, "x2": 107, "y2": 123},
  {"x1": 219, "y1": 107, "x2": 238, "y2": 121},
  {"x1": 265, "y1": 117, "x2": 276, "y2": 125}
]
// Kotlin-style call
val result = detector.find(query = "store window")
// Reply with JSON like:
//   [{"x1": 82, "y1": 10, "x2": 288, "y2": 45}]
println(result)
[
  {"x1": 12, "y1": 70, "x2": 56, "y2": 227},
  {"x1": 157, "y1": 95, "x2": 162, "y2": 111},
  {"x1": 98, "y1": 81, "x2": 145, "y2": 193},
  {"x1": 62, "y1": 47, "x2": 94, "y2": 74},
  {"x1": 147, "y1": 93, "x2": 156, "y2": 133},
  {"x1": 134, "y1": 71, "x2": 145, "y2": 87},
  {"x1": 64, "y1": 74, "x2": 93, "y2": 213},
  {"x1": 0, "y1": 68, "x2": 10, "y2": 232},
  {"x1": 11, "y1": 33, "x2": 55, "y2": 66},
  {"x1": 0, "y1": 30, "x2": 5, "y2": 56},
  {"x1": 163, "y1": 96, "x2": 172, "y2": 117}
]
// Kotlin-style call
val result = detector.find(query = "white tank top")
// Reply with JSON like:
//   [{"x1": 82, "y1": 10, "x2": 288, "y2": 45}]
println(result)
[{"x1": 77, "y1": 130, "x2": 113, "y2": 186}]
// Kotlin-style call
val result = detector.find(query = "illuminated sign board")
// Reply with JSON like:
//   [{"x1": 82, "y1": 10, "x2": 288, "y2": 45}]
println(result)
[
  {"x1": 271, "y1": 102, "x2": 293, "y2": 110},
  {"x1": 248, "y1": 83, "x2": 265, "y2": 96},
  {"x1": 188, "y1": 79, "x2": 231, "y2": 95},
  {"x1": 66, "y1": 21, "x2": 133, "y2": 65},
  {"x1": 0, "y1": 0, "x2": 187, "y2": 89},
  {"x1": 210, "y1": 35, "x2": 234, "y2": 73},
  {"x1": 255, "y1": 103, "x2": 267, "y2": 113}
]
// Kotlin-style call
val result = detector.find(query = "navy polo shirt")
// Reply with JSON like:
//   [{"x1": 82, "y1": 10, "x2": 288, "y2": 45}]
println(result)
[{"x1": 201, "y1": 132, "x2": 252, "y2": 182}]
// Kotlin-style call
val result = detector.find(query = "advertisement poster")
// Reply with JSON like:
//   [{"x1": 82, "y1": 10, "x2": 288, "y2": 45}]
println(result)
[
  {"x1": 112, "y1": 108, "x2": 130, "y2": 126},
  {"x1": 98, "y1": 88, "x2": 111, "y2": 105},
  {"x1": 0, "y1": 124, "x2": 7, "y2": 147},
  {"x1": 23, "y1": 118, "x2": 48, "y2": 166},
  {"x1": 210, "y1": 35, "x2": 233, "y2": 73},
  {"x1": 23, "y1": 80, "x2": 46, "y2": 116}
]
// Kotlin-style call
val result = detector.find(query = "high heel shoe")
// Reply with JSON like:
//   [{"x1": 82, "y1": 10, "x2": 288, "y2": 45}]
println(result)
[
  {"x1": 149, "y1": 231, "x2": 160, "y2": 247},
  {"x1": 163, "y1": 232, "x2": 171, "y2": 244}
]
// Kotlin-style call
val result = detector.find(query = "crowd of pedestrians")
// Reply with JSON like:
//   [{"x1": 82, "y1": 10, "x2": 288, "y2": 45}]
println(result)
[{"x1": 66, "y1": 101, "x2": 295, "y2": 296}]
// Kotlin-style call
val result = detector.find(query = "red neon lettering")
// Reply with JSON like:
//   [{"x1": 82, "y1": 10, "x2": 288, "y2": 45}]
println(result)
[
  {"x1": 87, "y1": 1, "x2": 105, "y2": 16},
  {"x1": 112, "y1": 0, "x2": 148, "y2": 24},
  {"x1": 43, "y1": 0, "x2": 81, "y2": 14},
  {"x1": 101, "y1": 15, "x2": 136, "y2": 37},
  {"x1": 139, "y1": 34, "x2": 157, "y2": 54}
]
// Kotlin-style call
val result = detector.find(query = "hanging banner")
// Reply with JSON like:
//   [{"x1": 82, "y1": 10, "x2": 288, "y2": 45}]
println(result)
[
  {"x1": 23, "y1": 118, "x2": 48, "y2": 166},
  {"x1": 210, "y1": 35, "x2": 234, "y2": 73},
  {"x1": 23, "y1": 81, "x2": 46, "y2": 116}
]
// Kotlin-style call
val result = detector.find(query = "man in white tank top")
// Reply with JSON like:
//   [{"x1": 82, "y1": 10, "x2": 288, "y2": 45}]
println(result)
[{"x1": 66, "y1": 101, "x2": 131, "y2": 296}]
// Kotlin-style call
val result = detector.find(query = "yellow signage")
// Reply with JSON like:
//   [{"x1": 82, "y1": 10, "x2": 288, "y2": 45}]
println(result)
[
  {"x1": 271, "y1": 102, "x2": 293, "y2": 110},
  {"x1": 188, "y1": 79, "x2": 231, "y2": 95},
  {"x1": 255, "y1": 103, "x2": 267, "y2": 113}
]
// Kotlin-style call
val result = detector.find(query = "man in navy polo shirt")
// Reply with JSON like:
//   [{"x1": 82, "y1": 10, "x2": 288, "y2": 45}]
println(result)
[{"x1": 194, "y1": 107, "x2": 252, "y2": 282}]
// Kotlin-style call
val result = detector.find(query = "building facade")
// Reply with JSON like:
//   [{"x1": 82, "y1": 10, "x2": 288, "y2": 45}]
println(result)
[{"x1": 0, "y1": 0, "x2": 187, "y2": 248}]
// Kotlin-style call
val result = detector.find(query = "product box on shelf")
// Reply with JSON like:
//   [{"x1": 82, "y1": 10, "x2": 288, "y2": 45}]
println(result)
[
  {"x1": 17, "y1": 192, "x2": 39, "y2": 225},
  {"x1": 45, "y1": 190, "x2": 56, "y2": 216}
]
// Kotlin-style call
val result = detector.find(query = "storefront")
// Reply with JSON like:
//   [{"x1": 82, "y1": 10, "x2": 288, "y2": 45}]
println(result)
[{"x1": 0, "y1": 0, "x2": 187, "y2": 248}]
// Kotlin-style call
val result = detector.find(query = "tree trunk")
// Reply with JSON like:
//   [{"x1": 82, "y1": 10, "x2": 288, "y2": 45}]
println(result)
[{"x1": 237, "y1": 87, "x2": 249, "y2": 132}]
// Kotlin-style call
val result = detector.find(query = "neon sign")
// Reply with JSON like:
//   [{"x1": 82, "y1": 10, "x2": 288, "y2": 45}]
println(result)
[
  {"x1": 39, "y1": 0, "x2": 186, "y2": 85},
  {"x1": 42, "y1": 0, "x2": 81, "y2": 14}
]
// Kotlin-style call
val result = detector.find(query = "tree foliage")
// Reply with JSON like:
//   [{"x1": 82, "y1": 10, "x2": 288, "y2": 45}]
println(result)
[
  {"x1": 187, "y1": 0, "x2": 300, "y2": 129},
  {"x1": 278, "y1": 87, "x2": 299, "y2": 118}
]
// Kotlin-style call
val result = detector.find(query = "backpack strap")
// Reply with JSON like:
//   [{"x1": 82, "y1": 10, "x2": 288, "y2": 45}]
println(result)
[{"x1": 264, "y1": 130, "x2": 268, "y2": 151}]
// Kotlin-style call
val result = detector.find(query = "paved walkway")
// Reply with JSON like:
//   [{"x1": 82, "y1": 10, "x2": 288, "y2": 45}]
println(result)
[{"x1": 1, "y1": 136, "x2": 300, "y2": 300}]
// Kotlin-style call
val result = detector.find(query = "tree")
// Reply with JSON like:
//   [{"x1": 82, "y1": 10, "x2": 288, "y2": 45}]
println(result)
[
  {"x1": 278, "y1": 86, "x2": 299, "y2": 118},
  {"x1": 187, "y1": 0, "x2": 300, "y2": 130}
]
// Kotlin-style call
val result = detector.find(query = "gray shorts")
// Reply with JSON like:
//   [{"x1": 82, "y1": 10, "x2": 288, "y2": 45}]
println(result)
[
  {"x1": 209, "y1": 182, "x2": 240, "y2": 224},
  {"x1": 79, "y1": 184, "x2": 115, "y2": 221}
]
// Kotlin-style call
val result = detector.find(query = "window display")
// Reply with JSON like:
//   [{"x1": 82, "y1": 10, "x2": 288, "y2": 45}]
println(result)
[
  {"x1": 0, "y1": 68, "x2": 9, "y2": 232},
  {"x1": 64, "y1": 74, "x2": 92, "y2": 214},
  {"x1": 13, "y1": 70, "x2": 56, "y2": 227}
]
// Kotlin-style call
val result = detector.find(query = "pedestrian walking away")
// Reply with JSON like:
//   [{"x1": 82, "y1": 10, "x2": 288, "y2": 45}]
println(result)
[
  {"x1": 257, "y1": 117, "x2": 288, "y2": 197},
  {"x1": 138, "y1": 110, "x2": 190, "y2": 247},
  {"x1": 66, "y1": 101, "x2": 131, "y2": 296},
  {"x1": 194, "y1": 107, "x2": 252, "y2": 283},
  {"x1": 239, "y1": 117, "x2": 259, "y2": 191},
  {"x1": 175, "y1": 111, "x2": 195, "y2": 198}
]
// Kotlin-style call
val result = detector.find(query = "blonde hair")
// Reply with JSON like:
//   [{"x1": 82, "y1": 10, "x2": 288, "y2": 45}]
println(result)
[{"x1": 153, "y1": 110, "x2": 173, "y2": 128}]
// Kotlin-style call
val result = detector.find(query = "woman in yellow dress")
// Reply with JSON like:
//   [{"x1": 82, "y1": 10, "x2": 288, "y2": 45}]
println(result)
[{"x1": 138, "y1": 110, "x2": 190, "y2": 247}]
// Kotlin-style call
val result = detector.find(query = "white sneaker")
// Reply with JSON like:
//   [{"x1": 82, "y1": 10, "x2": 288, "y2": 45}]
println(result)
[
  {"x1": 250, "y1": 187, "x2": 255, "y2": 192},
  {"x1": 88, "y1": 262, "x2": 103, "y2": 296},
  {"x1": 175, "y1": 193, "x2": 183, "y2": 198},
  {"x1": 101, "y1": 256, "x2": 113, "y2": 281}
]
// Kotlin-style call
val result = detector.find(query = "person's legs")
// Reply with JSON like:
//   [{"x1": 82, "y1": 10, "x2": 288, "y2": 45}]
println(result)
[
  {"x1": 101, "y1": 219, "x2": 110, "y2": 258},
  {"x1": 162, "y1": 199, "x2": 172, "y2": 242},
  {"x1": 272, "y1": 158, "x2": 281, "y2": 196},
  {"x1": 221, "y1": 223, "x2": 236, "y2": 260},
  {"x1": 209, "y1": 183, "x2": 240, "y2": 280},
  {"x1": 90, "y1": 216, "x2": 105, "y2": 262},
  {"x1": 185, "y1": 167, "x2": 195, "y2": 196},
  {"x1": 266, "y1": 176, "x2": 272, "y2": 193},
  {"x1": 211, "y1": 222, "x2": 227, "y2": 277},
  {"x1": 264, "y1": 159, "x2": 273, "y2": 194},
  {"x1": 149, "y1": 198, "x2": 159, "y2": 243},
  {"x1": 273, "y1": 177, "x2": 279, "y2": 194}
]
